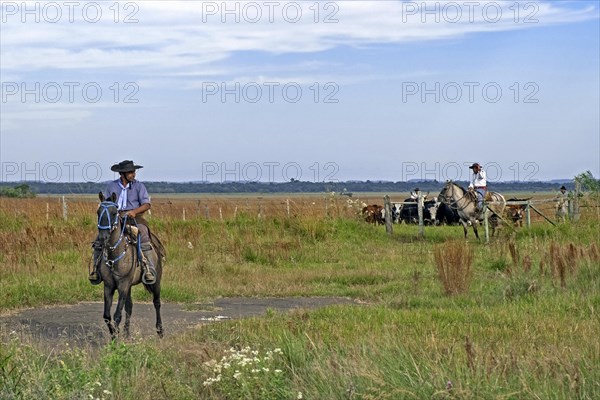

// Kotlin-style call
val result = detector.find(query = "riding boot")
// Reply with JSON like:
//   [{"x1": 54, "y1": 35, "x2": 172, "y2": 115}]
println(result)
[
  {"x1": 89, "y1": 240, "x2": 103, "y2": 285},
  {"x1": 475, "y1": 204, "x2": 483, "y2": 219},
  {"x1": 140, "y1": 242, "x2": 157, "y2": 285}
]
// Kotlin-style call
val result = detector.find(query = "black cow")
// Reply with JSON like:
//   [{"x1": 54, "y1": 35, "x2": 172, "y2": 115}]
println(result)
[
  {"x1": 435, "y1": 202, "x2": 461, "y2": 225},
  {"x1": 398, "y1": 198, "x2": 438, "y2": 225}
]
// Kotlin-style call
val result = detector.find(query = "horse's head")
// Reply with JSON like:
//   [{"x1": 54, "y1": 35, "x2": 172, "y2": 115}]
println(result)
[
  {"x1": 97, "y1": 192, "x2": 119, "y2": 243},
  {"x1": 438, "y1": 180, "x2": 454, "y2": 204}
]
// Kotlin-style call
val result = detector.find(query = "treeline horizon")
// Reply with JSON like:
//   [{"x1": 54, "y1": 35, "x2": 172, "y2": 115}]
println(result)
[{"x1": 0, "y1": 180, "x2": 574, "y2": 195}]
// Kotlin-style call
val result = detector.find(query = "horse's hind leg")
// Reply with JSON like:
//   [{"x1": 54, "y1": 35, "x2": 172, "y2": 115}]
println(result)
[
  {"x1": 124, "y1": 293, "x2": 133, "y2": 338},
  {"x1": 151, "y1": 283, "x2": 163, "y2": 338},
  {"x1": 103, "y1": 285, "x2": 117, "y2": 339}
]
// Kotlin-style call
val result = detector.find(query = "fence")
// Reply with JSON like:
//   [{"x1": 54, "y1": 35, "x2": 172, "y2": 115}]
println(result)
[
  {"x1": 0, "y1": 189, "x2": 590, "y2": 242},
  {"x1": 0, "y1": 194, "x2": 363, "y2": 222},
  {"x1": 382, "y1": 189, "x2": 586, "y2": 243}
]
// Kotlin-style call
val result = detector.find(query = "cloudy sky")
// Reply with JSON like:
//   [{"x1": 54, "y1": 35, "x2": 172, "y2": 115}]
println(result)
[{"x1": 1, "y1": 0, "x2": 598, "y2": 183}]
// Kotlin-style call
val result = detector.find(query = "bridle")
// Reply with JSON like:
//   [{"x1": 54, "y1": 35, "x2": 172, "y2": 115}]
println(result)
[
  {"x1": 439, "y1": 183, "x2": 472, "y2": 212},
  {"x1": 97, "y1": 201, "x2": 131, "y2": 268}
]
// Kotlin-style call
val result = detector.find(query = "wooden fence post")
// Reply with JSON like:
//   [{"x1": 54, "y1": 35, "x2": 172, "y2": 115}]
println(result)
[
  {"x1": 286, "y1": 199, "x2": 290, "y2": 217},
  {"x1": 573, "y1": 180, "x2": 581, "y2": 221},
  {"x1": 483, "y1": 205, "x2": 490, "y2": 243},
  {"x1": 46, "y1": 202, "x2": 50, "y2": 221},
  {"x1": 384, "y1": 195, "x2": 393, "y2": 235},
  {"x1": 183, "y1": 208, "x2": 186, "y2": 221},
  {"x1": 205, "y1": 204, "x2": 210, "y2": 219},
  {"x1": 525, "y1": 201, "x2": 531, "y2": 228},
  {"x1": 62, "y1": 196, "x2": 68, "y2": 221},
  {"x1": 417, "y1": 194, "x2": 424, "y2": 238}
]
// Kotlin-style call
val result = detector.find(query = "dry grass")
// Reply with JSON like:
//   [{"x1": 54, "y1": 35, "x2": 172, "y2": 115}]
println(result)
[{"x1": 433, "y1": 241, "x2": 474, "y2": 295}]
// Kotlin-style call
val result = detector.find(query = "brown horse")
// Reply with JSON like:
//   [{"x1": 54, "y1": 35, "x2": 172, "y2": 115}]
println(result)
[{"x1": 96, "y1": 192, "x2": 164, "y2": 339}]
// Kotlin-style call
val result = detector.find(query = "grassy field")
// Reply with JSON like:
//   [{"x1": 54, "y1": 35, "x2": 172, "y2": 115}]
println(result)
[{"x1": 1, "y1": 194, "x2": 599, "y2": 399}]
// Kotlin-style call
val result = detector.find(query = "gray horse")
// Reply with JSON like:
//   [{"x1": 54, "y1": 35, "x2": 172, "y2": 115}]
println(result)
[
  {"x1": 438, "y1": 181, "x2": 506, "y2": 239},
  {"x1": 96, "y1": 192, "x2": 164, "y2": 339}
]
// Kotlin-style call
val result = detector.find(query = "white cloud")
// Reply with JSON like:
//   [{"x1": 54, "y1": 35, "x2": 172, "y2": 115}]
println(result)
[{"x1": 0, "y1": 0, "x2": 596, "y2": 76}]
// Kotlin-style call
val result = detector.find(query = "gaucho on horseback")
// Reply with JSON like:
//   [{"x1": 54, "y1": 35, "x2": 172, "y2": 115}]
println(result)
[
  {"x1": 89, "y1": 160, "x2": 157, "y2": 285},
  {"x1": 468, "y1": 162, "x2": 487, "y2": 213}
]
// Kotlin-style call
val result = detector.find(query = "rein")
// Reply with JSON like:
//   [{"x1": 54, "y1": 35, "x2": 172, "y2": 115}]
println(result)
[{"x1": 439, "y1": 184, "x2": 473, "y2": 213}]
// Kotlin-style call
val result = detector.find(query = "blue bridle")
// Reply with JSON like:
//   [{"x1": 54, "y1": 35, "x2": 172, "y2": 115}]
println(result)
[
  {"x1": 97, "y1": 201, "x2": 133, "y2": 267},
  {"x1": 98, "y1": 201, "x2": 119, "y2": 230}
]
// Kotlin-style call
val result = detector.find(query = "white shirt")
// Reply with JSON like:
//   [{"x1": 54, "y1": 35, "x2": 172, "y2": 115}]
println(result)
[{"x1": 469, "y1": 170, "x2": 487, "y2": 188}]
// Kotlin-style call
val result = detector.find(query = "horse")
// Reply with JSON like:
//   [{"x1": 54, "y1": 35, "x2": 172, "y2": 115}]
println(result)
[
  {"x1": 96, "y1": 192, "x2": 164, "y2": 339},
  {"x1": 438, "y1": 181, "x2": 506, "y2": 239}
]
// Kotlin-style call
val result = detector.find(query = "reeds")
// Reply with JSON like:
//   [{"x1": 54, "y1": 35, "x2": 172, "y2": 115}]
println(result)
[{"x1": 434, "y1": 241, "x2": 474, "y2": 295}]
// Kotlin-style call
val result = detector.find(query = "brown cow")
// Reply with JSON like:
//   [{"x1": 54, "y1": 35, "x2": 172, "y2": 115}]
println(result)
[
  {"x1": 505, "y1": 198, "x2": 530, "y2": 227},
  {"x1": 362, "y1": 204, "x2": 385, "y2": 225}
]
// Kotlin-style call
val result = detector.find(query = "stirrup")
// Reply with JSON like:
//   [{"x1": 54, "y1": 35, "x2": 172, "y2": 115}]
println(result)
[{"x1": 142, "y1": 271, "x2": 156, "y2": 285}]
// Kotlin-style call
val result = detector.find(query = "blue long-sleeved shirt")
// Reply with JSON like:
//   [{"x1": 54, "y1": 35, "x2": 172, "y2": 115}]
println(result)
[{"x1": 103, "y1": 179, "x2": 150, "y2": 211}]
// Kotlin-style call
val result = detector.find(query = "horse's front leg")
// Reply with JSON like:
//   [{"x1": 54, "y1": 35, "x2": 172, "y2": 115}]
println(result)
[
  {"x1": 461, "y1": 220, "x2": 469, "y2": 239},
  {"x1": 471, "y1": 219, "x2": 480, "y2": 240},
  {"x1": 124, "y1": 293, "x2": 133, "y2": 339},
  {"x1": 113, "y1": 283, "x2": 131, "y2": 337},
  {"x1": 103, "y1": 285, "x2": 117, "y2": 339}
]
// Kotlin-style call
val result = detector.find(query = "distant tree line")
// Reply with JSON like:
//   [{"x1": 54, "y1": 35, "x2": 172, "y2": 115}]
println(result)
[
  {"x1": 0, "y1": 184, "x2": 37, "y2": 198},
  {"x1": 0, "y1": 180, "x2": 577, "y2": 195}
]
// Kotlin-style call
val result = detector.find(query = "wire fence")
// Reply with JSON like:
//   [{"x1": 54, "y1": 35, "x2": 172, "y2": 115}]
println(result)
[{"x1": 1, "y1": 192, "x2": 596, "y2": 230}]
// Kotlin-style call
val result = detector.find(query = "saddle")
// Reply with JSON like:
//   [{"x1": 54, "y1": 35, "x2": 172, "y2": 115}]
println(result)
[{"x1": 124, "y1": 223, "x2": 167, "y2": 262}]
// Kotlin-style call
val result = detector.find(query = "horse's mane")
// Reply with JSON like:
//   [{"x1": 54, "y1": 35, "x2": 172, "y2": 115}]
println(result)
[{"x1": 447, "y1": 181, "x2": 468, "y2": 194}]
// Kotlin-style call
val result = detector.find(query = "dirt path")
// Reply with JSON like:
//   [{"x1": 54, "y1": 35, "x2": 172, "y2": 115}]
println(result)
[{"x1": 0, "y1": 297, "x2": 358, "y2": 347}]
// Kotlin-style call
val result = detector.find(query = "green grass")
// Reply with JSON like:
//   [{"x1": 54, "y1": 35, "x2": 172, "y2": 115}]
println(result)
[{"x1": 1, "y1": 203, "x2": 599, "y2": 399}]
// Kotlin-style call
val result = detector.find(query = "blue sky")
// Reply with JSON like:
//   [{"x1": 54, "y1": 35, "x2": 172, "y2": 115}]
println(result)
[{"x1": 1, "y1": 0, "x2": 598, "y2": 183}]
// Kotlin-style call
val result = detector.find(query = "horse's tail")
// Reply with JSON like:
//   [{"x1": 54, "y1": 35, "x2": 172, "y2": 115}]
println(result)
[
  {"x1": 150, "y1": 232, "x2": 166, "y2": 261},
  {"x1": 487, "y1": 192, "x2": 506, "y2": 216}
]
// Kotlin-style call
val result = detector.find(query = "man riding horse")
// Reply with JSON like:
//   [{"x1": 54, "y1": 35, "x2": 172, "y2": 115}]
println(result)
[
  {"x1": 89, "y1": 160, "x2": 157, "y2": 285},
  {"x1": 468, "y1": 162, "x2": 487, "y2": 214}
]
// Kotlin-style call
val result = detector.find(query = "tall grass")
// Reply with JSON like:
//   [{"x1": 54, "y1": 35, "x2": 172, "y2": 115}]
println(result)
[{"x1": 434, "y1": 241, "x2": 474, "y2": 295}]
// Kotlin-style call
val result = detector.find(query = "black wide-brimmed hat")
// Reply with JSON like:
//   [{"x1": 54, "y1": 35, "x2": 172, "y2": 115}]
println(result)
[
  {"x1": 469, "y1": 163, "x2": 481, "y2": 169},
  {"x1": 111, "y1": 160, "x2": 143, "y2": 173},
  {"x1": 560, "y1": 185, "x2": 567, "y2": 191}
]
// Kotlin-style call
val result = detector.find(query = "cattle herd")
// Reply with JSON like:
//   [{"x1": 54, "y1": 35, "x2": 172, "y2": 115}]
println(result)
[{"x1": 361, "y1": 195, "x2": 529, "y2": 227}]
